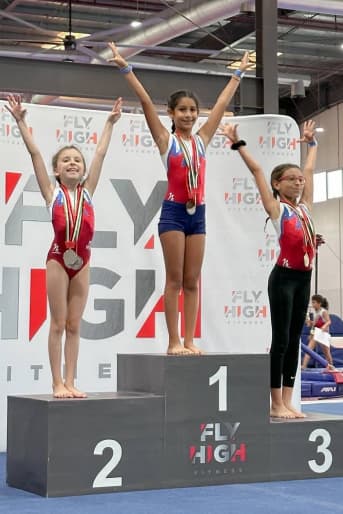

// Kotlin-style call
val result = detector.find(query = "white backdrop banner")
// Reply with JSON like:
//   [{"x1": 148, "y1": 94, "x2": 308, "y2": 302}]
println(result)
[{"x1": 0, "y1": 102, "x2": 300, "y2": 450}]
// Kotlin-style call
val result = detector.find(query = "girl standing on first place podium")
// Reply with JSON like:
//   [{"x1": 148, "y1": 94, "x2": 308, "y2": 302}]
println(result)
[
  {"x1": 108, "y1": 42, "x2": 250, "y2": 356},
  {"x1": 6, "y1": 95, "x2": 122, "y2": 398},
  {"x1": 220, "y1": 120, "x2": 317, "y2": 419}
]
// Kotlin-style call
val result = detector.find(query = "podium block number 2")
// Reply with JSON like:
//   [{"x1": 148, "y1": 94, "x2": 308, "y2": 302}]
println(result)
[
  {"x1": 209, "y1": 366, "x2": 228, "y2": 412},
  {"x1": 93, "y1": 439, "x2": 123, "y2": 488}
]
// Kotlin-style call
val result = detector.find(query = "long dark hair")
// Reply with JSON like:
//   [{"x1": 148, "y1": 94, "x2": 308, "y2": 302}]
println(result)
[
  {"x1": 312, "y1": 294, "x2": 329, "y2": 310},
  {"x1": 167, "y1": 90, "x2": 199, "y2": 133}
]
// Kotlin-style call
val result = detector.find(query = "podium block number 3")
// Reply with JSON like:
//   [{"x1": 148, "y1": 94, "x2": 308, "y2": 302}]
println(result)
[
  {"x1": 308, "y1": 428, "x2": 333, "y2": 474},
  {"x1": 93, "y1": 439, "x2": 123, "y2": 488},
  {"x1": 209, "y1": 366, "x2": 228, "y2": 412}
]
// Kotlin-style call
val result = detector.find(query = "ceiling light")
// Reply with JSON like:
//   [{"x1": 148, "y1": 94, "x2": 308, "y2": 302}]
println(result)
[
  {"x1": 315, "y1": 127, "x2": 325, "y2": 133},
  {"x1": 130, "y1": 20, "x2": 142, "y2": 28}
]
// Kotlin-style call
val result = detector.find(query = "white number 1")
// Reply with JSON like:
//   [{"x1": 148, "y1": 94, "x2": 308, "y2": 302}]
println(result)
[{"x1": 209, "y1": 365, "x2": 228, "y2": 412}]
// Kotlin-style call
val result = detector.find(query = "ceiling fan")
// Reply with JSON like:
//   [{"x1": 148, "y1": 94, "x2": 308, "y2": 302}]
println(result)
[{"x1": 0, "y1": 0, "x2": 103, "y2": 61}]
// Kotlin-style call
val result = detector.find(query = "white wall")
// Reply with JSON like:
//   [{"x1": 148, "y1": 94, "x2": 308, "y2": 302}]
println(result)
[{"x1": 300, "y1": 104, "x2": 343, "y2": 317}]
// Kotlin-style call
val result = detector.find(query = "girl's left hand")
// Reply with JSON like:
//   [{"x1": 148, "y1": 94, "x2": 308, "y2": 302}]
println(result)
[{"x1": 299, "y1": 119, "x2": 316, "y2": 143}]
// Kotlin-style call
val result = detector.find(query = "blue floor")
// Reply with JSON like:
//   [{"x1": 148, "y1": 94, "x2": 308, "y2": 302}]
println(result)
[
  {"x1": 302, "y1": 399, "x2": 343, "y2": 415},
  {"x1": 2, "y1": 451, "x2": 343, "y2": 514},
  {"x1": 3, "y1": 401, "x2": 343, "y2": 514}
]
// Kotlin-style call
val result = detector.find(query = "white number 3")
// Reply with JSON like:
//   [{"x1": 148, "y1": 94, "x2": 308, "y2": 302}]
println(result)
[{"x1": 308, "y1": 428, "x2": 332, "y2": 474}]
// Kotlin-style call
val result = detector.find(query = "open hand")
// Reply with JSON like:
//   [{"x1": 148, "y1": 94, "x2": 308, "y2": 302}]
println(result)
[
  {"x1": 108, "y1": 97, "x2": 123, "y2": 124},
  {"x1": 108, "y1": 42, "x2": 128, "y2": 69},
  {"x1": 5, "y1": 94, "x2": 27, "y2": 122},
  {"x1": 239, "y1": 51, "x2": 253, "y2": 72},
  {"x1": 218, "y1": 123, "x2": 239, "y2": 143},
  {"x1": 299, "y1": 119, "x2": 316, "y2": 143}
]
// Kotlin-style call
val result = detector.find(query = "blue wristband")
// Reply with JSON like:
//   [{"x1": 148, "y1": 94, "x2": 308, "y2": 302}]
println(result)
[
  {"x1": 307, "y1": 139, "x2": 317, "y2": 147},
  {"x1": 234, "y1": 69, "x2": 245, "y2": 79},
  {"x1": 119, "y1": 64, "x2": 133, "y2": 74}
]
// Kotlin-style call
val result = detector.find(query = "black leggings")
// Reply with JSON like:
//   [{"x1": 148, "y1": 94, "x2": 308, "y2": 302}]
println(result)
[{"x1": 268, "y1": 265, "x2": 311, "y2": 389}]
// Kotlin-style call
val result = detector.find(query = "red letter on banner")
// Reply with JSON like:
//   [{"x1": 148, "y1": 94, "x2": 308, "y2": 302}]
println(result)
[{"x1": 29, "y1": 269, "x2": 47, "y2": 340}]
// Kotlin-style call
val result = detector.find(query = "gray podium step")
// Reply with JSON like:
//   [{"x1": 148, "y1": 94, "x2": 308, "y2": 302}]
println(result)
[
  {"x1": 7, "y1": 391, "x2": 164, "y2": 497},
  {"x1": 118, "y1": 353, "x2": 271, "y2": 486},
  {"x1": 271, "y1": 411, "x2": 343, "y2": 480},
  {"x1": 6, "y1": 354, "x2": 343, "y2": 497}
]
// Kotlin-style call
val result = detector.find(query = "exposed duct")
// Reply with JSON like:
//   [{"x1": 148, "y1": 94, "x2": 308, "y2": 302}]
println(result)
[
  {"x1": 93, "y1": 0, "x2": 244, "y2": 62},
  {"x1": 27, "y1": 0, "x2": 343, "y2": 105},
  {"x1": 32, "y1": 0, "x2": 244, "y2": 103},
  {"x1": 278, "y1": 0, "x2": 343, "y2": 15}
]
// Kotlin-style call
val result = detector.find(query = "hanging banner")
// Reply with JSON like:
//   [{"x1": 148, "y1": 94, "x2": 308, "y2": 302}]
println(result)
[{"x1": 0, "y1": 101, "x2": 300, "y2": 450}]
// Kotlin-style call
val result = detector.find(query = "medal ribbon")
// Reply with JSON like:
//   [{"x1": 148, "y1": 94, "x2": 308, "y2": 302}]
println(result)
[
  {"x1": 176, "y1": 134, "x2": 200, "y2": 202},
  {"x1": 60, "y1": 184, "x2": 84, "y2": 249},
  {"x1": 282, "y1": 200, "x2": 316, "y2": 259}
]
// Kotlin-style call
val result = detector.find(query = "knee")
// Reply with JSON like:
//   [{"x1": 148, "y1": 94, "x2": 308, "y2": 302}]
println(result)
[
  {"x1": 50, "y1": 319, "x2": 66, "y2": 338},
  {"x1": 183, "y1": 276, "x2": 199, "y2": 294},
  {"x1": 65, "y1": 319, "x2": 80, "y2": 337},
  {"x1": 165, "y1": 274, "x2": 183, "y2": 292}
]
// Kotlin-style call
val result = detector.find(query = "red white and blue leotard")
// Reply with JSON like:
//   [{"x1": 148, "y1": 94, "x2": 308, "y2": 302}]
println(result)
[
  {"x1": 46, "y1": 185, "x2": 94, "y2": 278},
  {"x1": 271, "y1": 202, "x2": 315, "y2": 271},
  {"x1": 161, "y1": 133, "x2": 206, "y2": 204}
]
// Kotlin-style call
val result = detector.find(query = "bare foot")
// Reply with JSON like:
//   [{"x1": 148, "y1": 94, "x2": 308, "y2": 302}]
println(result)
[
  {"x1": 184, "y1": 342, "x2": 204, "y2": 355},
  {"x1": 53, "y1": 383, "x2": 73, "y2": 398},
  {"x1": 167, "y1": 342, "x2": 192, "y2": 355},
  {"x1": 64, "y1": 384, "x2": 87, "y2": 398},
  {"x1": 270, "y1": 405, "x2": 296, "y2": 419},
  {"x1": 284, "y1": 405, "x2": 306, "y2": 418}
]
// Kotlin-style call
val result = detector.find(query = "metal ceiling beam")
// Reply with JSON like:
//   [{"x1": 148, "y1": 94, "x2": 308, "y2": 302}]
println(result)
[
  {"x1": 255, "y1": 0, "x2": 279, "y2": 114},
  {"x1": 0, "y1": 55, "x2": 263, "y2": 113}
]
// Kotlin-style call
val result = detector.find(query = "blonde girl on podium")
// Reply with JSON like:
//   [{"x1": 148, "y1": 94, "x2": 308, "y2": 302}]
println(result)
[
  {"x1": 108, "y1": 42, "x2": 250, "y2": 356},
  {"x1": 6, "y1": 94, "x2": 122, "y2": 398},
  {"x1": 220, "y1": 120, "x2": 317, "y2": 418}
]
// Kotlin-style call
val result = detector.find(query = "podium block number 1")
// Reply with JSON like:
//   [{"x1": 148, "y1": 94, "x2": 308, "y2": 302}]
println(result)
[
  {"x1": 93, "y1": 439, "x2": 123, "y2": 488},
  {"x1": 209, "y1": 366, "x2": 228, "y2": 412}
]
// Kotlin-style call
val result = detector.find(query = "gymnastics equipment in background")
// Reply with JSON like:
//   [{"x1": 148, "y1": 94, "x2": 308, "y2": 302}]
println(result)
[{"x1": 301, "y1": 342, "x2": 343, "y2": 398}]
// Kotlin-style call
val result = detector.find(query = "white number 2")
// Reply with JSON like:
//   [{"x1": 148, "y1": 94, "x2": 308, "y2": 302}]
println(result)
[
  {"x1": 209, "y1": 365, "x2": 228, "y2": 412},
  {"x1": 308, "y1": 428, "x2": 333, "y2": 474},
  {"x1": 93, "y1": 439, "x2": 123, "y2": 488}
]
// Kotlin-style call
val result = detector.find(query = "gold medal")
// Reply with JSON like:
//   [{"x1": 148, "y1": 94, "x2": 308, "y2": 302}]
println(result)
[{"x1": 186, "y1": 199, "x2": 196, "y2": 215}]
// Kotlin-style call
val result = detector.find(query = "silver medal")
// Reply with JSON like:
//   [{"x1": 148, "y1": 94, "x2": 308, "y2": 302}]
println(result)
[{"x1": 63, "y1": 249, "x2": 83, "y2": 270}]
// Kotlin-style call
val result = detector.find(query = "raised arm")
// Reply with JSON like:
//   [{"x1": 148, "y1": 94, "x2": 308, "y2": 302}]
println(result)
[
  {"x1": 197, "y1": 53, "x2": 251, "y2": 148},
  {"x1": 85, "y1": 97, "x2": 122, "y2": 196},
  {"x1": 219, "y1": 123, "x2": 280, "y2": 219},
  {"x1": 298, "y1": 120, "x2": 317, "y2": 210},
  {"x1": 108, "y1": 42, "x2": 169, "y2": 154},
  {"x1": 5, "y1": 95, "x2": 54, "y2": 204}
]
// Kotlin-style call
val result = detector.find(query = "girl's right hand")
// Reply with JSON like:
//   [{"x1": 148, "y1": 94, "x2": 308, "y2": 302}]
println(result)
[
  {"x1": 5, "y1": 94, "x2": 27, "y2": 122},
  {"x1": 108, "y1": 42, "x2": 128, "y2": 69}
]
